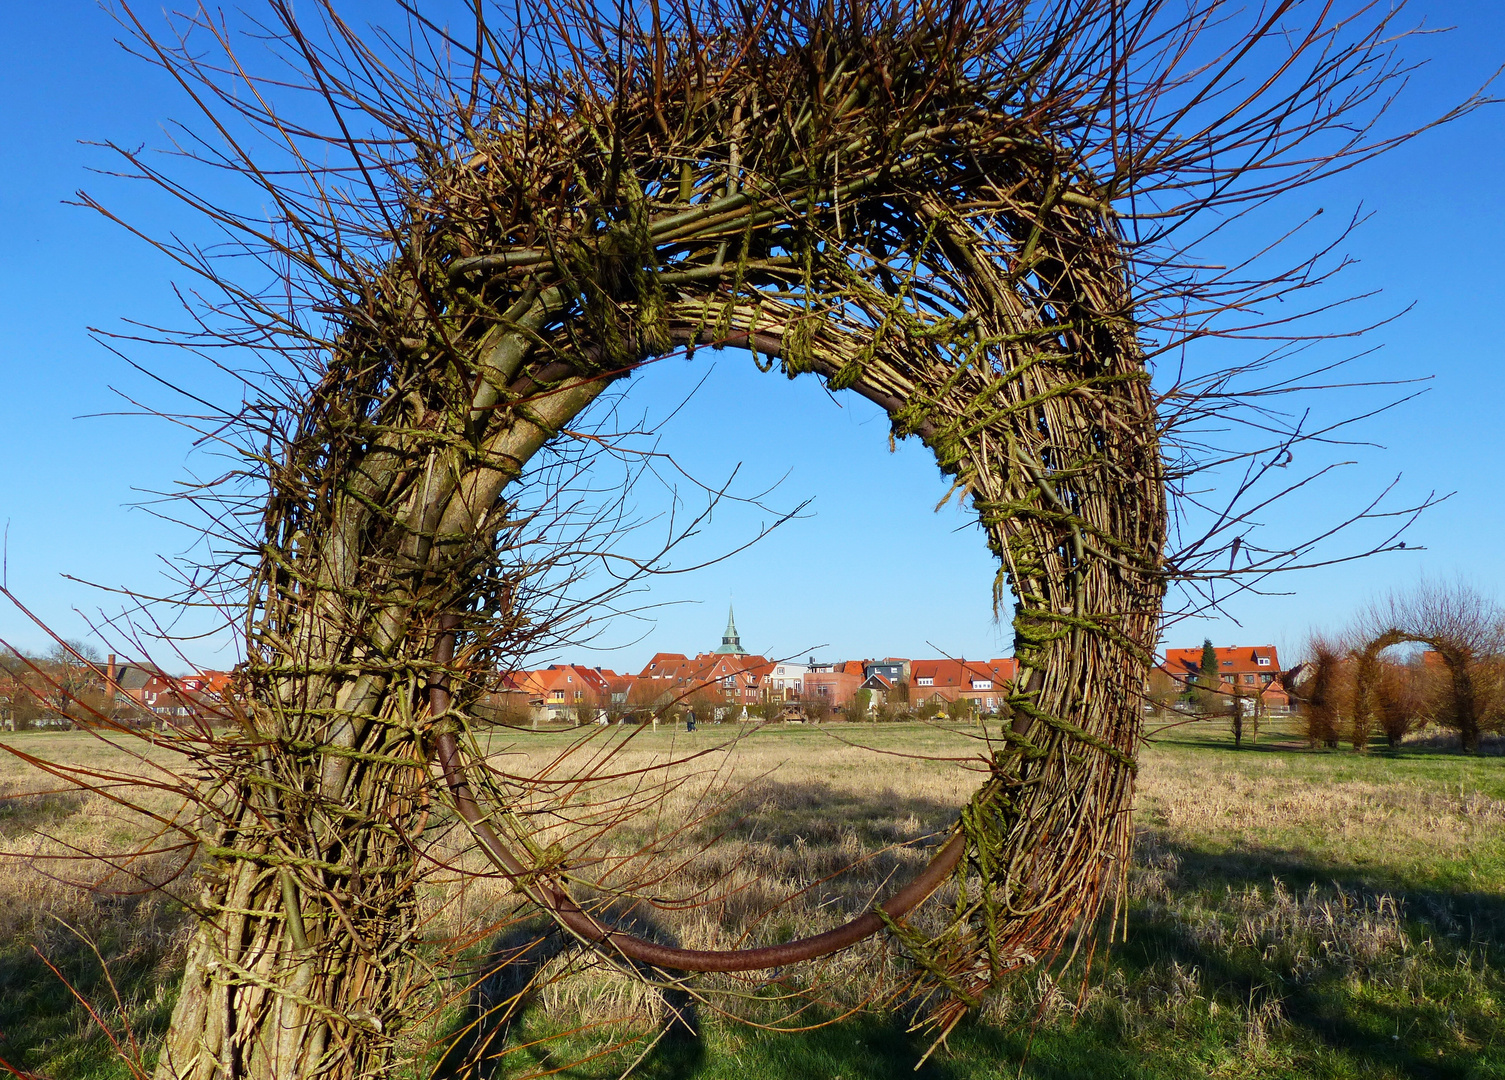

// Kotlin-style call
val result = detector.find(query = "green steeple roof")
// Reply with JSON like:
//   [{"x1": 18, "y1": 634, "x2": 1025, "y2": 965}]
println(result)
[{"x1": 713, "y1": 603, "x2": 746, "y2": 655}]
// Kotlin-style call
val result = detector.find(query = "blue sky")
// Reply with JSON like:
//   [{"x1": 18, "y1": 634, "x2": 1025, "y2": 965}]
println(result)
[{"x1": 1, "y1": 2, "x2": 1502, "y2": 674}]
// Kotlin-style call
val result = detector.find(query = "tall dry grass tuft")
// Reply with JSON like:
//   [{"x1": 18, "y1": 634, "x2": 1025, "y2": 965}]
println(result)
[{"x1": 0, "y1": 778, "x2": 194, "y2": 1074}]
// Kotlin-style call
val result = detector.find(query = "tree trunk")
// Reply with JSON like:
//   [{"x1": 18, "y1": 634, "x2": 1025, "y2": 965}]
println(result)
[{"x1": 155, "y1": 343, "x2": 612, "y2": 1078}]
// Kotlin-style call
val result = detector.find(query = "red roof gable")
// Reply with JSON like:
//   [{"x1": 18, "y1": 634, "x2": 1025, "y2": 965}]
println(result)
[
  {"x1": 179, "y1": 670, "x2": 233, "y2": 696},
  {"x1": 1160, "y1": 646, "x2": 1286, "y2": 704},
  {"x1": 639, "y1": 653, "x2": 692, "y2": 678},
  {"x1": 986, "y1": 658, "x2": 1018, "y2": 682},
  {"x1": 633, "y1": 652, "x2": 772, "y2": 694},
  {"x1": 517, "y1": 664, "x2": 614, "y2": 697}
]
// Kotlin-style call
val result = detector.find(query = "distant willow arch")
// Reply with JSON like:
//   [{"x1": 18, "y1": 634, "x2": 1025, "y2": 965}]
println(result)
[{"x1": 1353, "y1": 629, "x2": 1477, "y2": 752}]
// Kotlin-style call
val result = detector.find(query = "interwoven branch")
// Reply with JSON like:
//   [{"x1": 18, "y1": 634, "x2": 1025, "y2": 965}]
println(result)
[
  {"x1": 171, "y1": 14, "x2": 1169, "y2": 1057},
  {"x1": 101, "y1": 1, "x2": 1448, "y2": 1074}
]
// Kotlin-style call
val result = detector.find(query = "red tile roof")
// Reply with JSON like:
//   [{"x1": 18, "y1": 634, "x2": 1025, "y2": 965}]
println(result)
[
  {"x1": 909, "y1": 658, "x2": 1006, "y2": 689},
  {"x1": 1162, "y1": 645, "x2": 1280, "y2": 681},
  {"x1": 986, "y1": 658, "x2": 1018, "y2": 683},
  {"x1": 1159, "y1": 645, "x2": 1287, "y2": 703},
  {"x1": 632, "y1": 652, "x2": 774, "y2": 702},
  {"x1": 515, "y1": 664, "x2": 615, "y2": 700}
]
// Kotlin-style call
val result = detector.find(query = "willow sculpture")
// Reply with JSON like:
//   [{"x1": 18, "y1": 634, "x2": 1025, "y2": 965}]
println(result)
[
  {"x1": 1290, "y1": 583, "x2": 1504, "y2": 753},
  {"x1": 53, "y1": 0, "x2": 1466, "y2": 1076}
]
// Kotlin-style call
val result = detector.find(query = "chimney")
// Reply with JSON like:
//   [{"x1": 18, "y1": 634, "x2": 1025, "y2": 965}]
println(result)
[{"x1": 105, "y1": 654, "x2": 118, "y2": 710}]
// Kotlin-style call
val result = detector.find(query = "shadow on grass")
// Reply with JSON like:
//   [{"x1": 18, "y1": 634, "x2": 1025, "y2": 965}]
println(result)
[
  {"x1": 0, "y1": 898, "x2": 181, "y2": 1080},
  {"x1": 706, "y1": 778, "x2": 962, "y2": 849},
  {"x1": 720, "y1": 1012, "x2": 1168, "y2": 1080},
  {"x1": 433, "y1": 905, "x2": 704, "y2": 1080},
  {"x1": 1148, "y1": 729, "x2": 1502, "y2": 763},
  {"x1": 1117, "y1": 836, "x2": 1505, "y2": 1080}
]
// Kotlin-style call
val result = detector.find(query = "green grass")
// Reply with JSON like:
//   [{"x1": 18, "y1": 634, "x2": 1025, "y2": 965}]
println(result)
[
  {"x1": 0, "y1": 889, "x2": 181, "y2": 1079},
  {"x1": 1140, "y1": 718, "x2": 1505, "y2": 896},
  {"x1": 3, "y1": 723, "x2": 1502, "y2": 1078}
]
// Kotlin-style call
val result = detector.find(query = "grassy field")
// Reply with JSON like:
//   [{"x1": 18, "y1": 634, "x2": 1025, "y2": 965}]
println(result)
[{"x1": 0, "y1": 719, "x2": 1501, "y2": 1079}]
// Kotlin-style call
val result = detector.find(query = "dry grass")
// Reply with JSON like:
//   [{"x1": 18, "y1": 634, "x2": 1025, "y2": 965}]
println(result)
[
  {"x1": 415, "y1": 721, "x2": 987, "y2": 1050},
  {"x1": 1137, "y1": 734, "x2": 1505, "y2": 891},
  {"x1": 0, "y1": 734, "x2": 196, "y2": 1079},
  {"x1": 2, "y1": 721, "x2": 1502, "y2": 1078}
]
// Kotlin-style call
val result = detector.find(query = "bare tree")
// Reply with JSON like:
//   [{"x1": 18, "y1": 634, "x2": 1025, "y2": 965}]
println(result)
[
  {"x1": 1144, "y1": 666, "x2": 1180, "y2": 717},
  {"x1": 804, "y1": 694, "x2": 835, "y2": 723},
  {"x1": 1375, "y1": 654, "x2": 1429, "y2": 748},
  {"x1": 0, "y1": 649, "x2": 46, "y2": 730},
  {"x1": 571, "y1": 690, "x2": 599, "y2": 727},
  {"x1": 1293, "y1": 636, "x2": 1349, "y2": 749},
  {"x1": 44, "y1": 641, "x2": 103, "y2": 719}
]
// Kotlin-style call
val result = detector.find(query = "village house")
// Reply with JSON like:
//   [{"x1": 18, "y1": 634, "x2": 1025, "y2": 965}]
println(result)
[
  {"x1": 512, "y1": 664, "x2": 617, "y2": 721},
  {"x1": 75, "y1": 656, "x2": 240, "y2": 725},
  {"x1": 600, "y1": 672, "x2": 653, "y2": 716},
  {"x1": 858, "y1": 670, "x2": 896, "y2": 706},
  {"x1": 631, "y1": 608, "x2": 773, "y2": 716},
  {"x1": 135, "y1": 671, "x2": 235, "y2": 721},
  {"x1": 907, "y1": 658, "x2": 1017, "y2": 712},
  {"x1": 863, "y1": 658, "x2": 909, "y2": 684},
  {"x1": 802, "y1": 661, "x2": 863, "y2": 710},
  {"x1": 763, "y1": 659, "x2": 809, "y2": 700},
  {"x1": 500, "y1": 611, "x2": 1036, "y2": 722},
  {"x1": 1160, "y1": 644, "x2": 1290, "y2": 713}
]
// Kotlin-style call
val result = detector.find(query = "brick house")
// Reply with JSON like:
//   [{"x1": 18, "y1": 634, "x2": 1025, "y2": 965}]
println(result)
[
  {"x1": 907, "y1": 658, "x2": 1017, "y2": 713},
  {"x1": 802, "y1": 664, "x2": 863, "y2": 710},
  {"x1": 1160, "y1": 645, "x2": 1289, "y2": 713},
  {"x1": 117, "y1": 665, "x2": 235, "y2": 723},
  {"x1": 634, "y1": 651, "x2": 773, "y2": 714},
  {"x1": 514, "y1": 664, "x2": 617, "y2": 721}
]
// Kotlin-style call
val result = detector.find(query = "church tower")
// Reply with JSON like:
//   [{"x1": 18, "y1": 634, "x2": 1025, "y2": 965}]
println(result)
[{"x1": 713, "y1": 604, "x2": 746, "y2": 655}]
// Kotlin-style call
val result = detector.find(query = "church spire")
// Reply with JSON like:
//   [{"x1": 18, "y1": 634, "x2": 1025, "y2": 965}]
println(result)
[{"x1": 713, "y1": 603, "x2": 745, "y2": 655}]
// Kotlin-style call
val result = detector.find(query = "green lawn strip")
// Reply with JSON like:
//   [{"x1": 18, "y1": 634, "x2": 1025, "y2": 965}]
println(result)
[{"x1": 0, "y1": 921, "x2": 178, "y2": 1079}]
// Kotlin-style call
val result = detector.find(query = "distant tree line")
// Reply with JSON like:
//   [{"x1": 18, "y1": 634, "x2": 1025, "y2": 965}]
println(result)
[{"x1": 0, "y1": 642, "x2": 109, "y2": 731}]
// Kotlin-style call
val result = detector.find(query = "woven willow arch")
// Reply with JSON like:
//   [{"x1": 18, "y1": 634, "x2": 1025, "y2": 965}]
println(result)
[
  {"x1": 1352, "y1": 630, "x2": 1475, "y2": 751},
  {"x1": 157, "y1": 13, "x2": 1168, "y2": 1076}
]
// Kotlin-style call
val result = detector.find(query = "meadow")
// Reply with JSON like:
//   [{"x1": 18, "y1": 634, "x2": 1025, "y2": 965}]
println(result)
[{"x1": 0, "y1": 717, "x2": 1500, "y2": 1079}]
